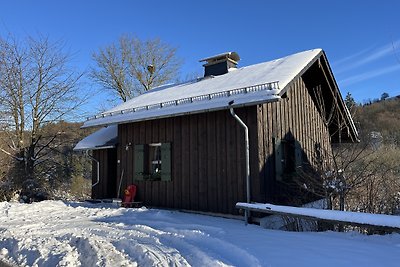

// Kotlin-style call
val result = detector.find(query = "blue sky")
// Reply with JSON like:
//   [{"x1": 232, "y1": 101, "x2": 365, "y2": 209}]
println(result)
[{"x1": 1, "y1": 0, "x2": 400, "y2": 117}]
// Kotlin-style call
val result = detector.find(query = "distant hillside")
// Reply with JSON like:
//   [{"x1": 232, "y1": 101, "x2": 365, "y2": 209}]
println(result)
[{"x1": 354, "y1": 97, "x2": 400, "y2": 145}]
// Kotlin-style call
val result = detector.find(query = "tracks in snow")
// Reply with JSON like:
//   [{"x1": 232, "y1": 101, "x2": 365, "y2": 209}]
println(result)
[{"x1": 0, "y1": 201, "x2": 259, "y2": 267}]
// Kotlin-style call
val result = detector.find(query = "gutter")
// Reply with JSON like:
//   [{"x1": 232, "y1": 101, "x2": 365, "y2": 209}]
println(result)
[
  {"x1": 81, "y1": 98, "x2": 279, "y2": 129},
  {"x1": 229, "y1": 101, "x2": 251, "y2": 225},
  {"x1": 85, "y1": 150, "x2": 100, "y2": 188},
  {"x1": 81, "y1": 83, "x2": 281, "y2": 129}
]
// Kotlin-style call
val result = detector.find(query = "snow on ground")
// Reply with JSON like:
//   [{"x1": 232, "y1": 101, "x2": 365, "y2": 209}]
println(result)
[{"x1": 1, "y1": 201, "x2": 400, "y2": 267}]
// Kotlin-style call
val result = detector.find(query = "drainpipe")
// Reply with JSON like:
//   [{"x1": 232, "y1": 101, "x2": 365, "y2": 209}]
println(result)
[
  {"x1": 86, "y1": 150, "x2": 100, "y2": 188},
  {"x1": 229, "y1": 101, "x2": 251, "y2": 225}
]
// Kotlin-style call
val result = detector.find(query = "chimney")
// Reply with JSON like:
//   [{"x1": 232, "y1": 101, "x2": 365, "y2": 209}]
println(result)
[{"x1": 199, "y1": 52, "x2": 240, "y2": 77}]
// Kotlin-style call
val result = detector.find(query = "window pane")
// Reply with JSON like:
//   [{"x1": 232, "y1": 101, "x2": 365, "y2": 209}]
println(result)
[{"x1": 149, "y1": 143, "x2": 162, "y2": 175}]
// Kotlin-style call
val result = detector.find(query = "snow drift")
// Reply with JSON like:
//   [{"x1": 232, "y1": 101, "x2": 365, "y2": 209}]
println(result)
[{"x1": 1, "y1": 201, "x2": 400, "y2": 266}]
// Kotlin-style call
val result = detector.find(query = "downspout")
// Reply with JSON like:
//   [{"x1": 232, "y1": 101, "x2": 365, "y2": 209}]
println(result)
[
  {"x1": 229, "y1": 101, "x2": 251, "y2": 225},
  {"x1": 86, "y1": 150, "x2": 100, "y2": 188}
]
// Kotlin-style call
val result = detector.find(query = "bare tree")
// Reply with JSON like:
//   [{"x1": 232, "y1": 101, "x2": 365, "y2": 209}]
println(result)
[
  {"x1": 292, "y1": 86, "x2": 400, "y2": 222},
  {"x1": 349, "y1": 147, "x2": 400, "y2": 215},
  {"x1": 294, "y1": 85, "x2": 383, "y2": 212},
  {"x1": 91, "y1": 35, "x2": 182, "y2": 102},
  {"x1": 0, "y1": 34, "x2": 84, "y2": 195}
]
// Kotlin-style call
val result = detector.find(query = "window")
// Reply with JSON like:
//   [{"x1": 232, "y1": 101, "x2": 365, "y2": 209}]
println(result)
[
  {"x1": 134, "y1": 143, "x2": 171, "y2": 181},
  {"x1": 275, "y1": 138, "x2": 302, "y2": 181}
]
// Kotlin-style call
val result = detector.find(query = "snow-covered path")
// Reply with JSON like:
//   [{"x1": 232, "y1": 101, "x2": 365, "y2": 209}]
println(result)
[{"x1": 1, "y1": 201, "x2": 400, "y2": 267}]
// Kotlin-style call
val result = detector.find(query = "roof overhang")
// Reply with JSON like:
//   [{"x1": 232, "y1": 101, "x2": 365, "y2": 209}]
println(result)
[
  {"x1": 73, "y1": 125, "x2": 118, "y2": 151},
  {"x1": 319, "y1": 52, "x2": 359, "y2": 143},
  {"x1": 299, "y1": 52, "x2": 359, "y2": 143},
  {"x1": 83, "y1": 88, "x2": 281, "y2": 128}
]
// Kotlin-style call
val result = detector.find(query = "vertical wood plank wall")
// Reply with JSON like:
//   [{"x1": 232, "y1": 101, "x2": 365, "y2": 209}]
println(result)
[
  {"x1": 92, "y1": 150, "x2": 103, "y2": 199},
  {"x1": 257, "y1": 76, "x2": 331, "y2": 204},
  {"x1": 116, "y1": 107, "x2": 257, "y2": 214},
  {"x1": 92, "y1": 148, "x2": 118, "y2": 199},
  {"x1": 92, "y1": 149, "x2": 108, "y2": 199}
]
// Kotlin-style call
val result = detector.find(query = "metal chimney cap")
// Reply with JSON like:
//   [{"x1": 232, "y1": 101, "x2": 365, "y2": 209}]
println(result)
[{"x1": 199, "y1": 52, "x2": 240, "y2": 64}]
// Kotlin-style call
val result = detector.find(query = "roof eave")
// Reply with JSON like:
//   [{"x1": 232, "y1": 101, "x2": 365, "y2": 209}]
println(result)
[
  {"x1": 319, "y1": 52, "x2": 359, "y2": 143},
  {"x1": 73, "y1": 145, "x2": 116, "y2": 151},
  {"x1": 280, "y1": 50, "x2": 359, "y2": 143},
  {"x1": 82, "y1": 96, "x2": 281, "y2": 128},
  {"x1": 279, "y1": 49, "x2": 324, "y2": 97}
]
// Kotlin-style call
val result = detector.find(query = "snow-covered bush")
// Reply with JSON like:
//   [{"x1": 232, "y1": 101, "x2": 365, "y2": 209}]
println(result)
[{"x1": 19, "y1": 179, "x2": 49, "y2": 203}]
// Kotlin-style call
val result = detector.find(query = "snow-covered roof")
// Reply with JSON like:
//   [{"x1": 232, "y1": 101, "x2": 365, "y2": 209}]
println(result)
[
  {"x1": 83, "y1": 49, "x2": 323, "y2": 128},
  {"x1": 73, "y1": 125, "x2": 117, "y2": 151}
]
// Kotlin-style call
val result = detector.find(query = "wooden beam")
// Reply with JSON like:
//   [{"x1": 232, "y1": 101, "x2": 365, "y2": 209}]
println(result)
[
  {"x1": 318, "y1": 56, "x2": 356, "y2": 142},
  {"x1": 236, "y1": 202, "x2": 400, "y2": 233}
]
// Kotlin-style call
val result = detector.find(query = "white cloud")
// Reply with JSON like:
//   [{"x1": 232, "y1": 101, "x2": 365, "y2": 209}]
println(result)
[
  {"x1": 332, "y1": 46, "x2": 375, "y2": 67},
  {"x1": 339, "y1": 64, "x2": 400, "y2": 86},
  {"x1": 334, "y1": 40, "x2": 400, "y2": 74}
]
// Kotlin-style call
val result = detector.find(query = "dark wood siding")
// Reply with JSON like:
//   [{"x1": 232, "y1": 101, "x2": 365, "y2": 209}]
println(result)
[
  {"x1": 92, "y1": 148, "x2": 118, "y2": 199},
  {"x1": 257, "y1": 76, "x2": 331, "y2": 205},
  {"x1": 117, "y1": 107, "x2": 257, "y2": 214},
  {"x1": 92, "y1": 149, "x2": 106, "y2": 199}
]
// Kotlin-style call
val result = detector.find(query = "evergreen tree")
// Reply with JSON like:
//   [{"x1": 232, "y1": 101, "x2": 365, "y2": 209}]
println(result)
[
  {"x1": 381, "y1": 92, "x2": 389, "y2": 101},
  {"x1": 344, "y1": 92, "x2": 356, "y2": 111}
]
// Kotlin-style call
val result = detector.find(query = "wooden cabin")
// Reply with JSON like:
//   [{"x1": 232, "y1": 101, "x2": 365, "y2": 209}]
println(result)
[{"x1": 74, "y1": 49, "x2": 358, "y2": 216}]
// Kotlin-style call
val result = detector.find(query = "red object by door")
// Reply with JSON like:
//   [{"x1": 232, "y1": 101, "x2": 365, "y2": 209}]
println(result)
[{"x1": 122, "y1": 184, "x2": 137, "y2": 207}]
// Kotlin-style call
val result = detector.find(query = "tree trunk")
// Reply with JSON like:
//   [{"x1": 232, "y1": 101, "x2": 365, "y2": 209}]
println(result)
[
  {"x1": 26, "y1": 142, "x2": 35, "y2": 180},
  {"x1": 326, "y1": 193, "x2": 333, "y2": 210},
  {"x1": 339, "y1": 192, "x2": 345, "y2": 211}
]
